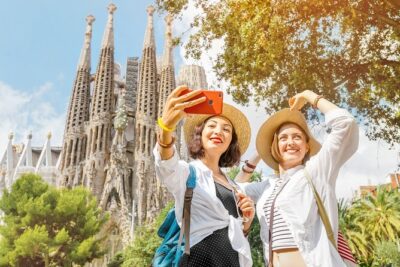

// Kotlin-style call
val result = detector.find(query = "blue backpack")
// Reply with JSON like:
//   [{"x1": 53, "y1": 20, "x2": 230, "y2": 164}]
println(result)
[{"x1": 152, "y1": 165, "x2": 196, "y2": 267}]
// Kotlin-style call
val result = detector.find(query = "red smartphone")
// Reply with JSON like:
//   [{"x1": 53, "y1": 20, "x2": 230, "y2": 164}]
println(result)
[{"x1": 180, "y1": 89, "x2": 223, "y2": 115}]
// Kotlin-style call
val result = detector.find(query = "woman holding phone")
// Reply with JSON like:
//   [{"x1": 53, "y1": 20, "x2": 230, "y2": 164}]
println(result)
[
  {"x1": 236, "y1": 90, "x2": 359, "y2": 267},
  {"x1": 154, "y1": 85, "x2": 255, "y2": 267}
]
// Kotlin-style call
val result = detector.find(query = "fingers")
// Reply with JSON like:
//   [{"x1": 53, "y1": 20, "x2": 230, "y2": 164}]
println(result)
[
  {"x1": 174, "y1": 96, "x2": 206, "y2": 110},
  {"x1": 176, "y1": 88, "x2": 205, "y2": 103},
  {"x1": 170, "y1": 85, "x2": 190, "y2": 98}
]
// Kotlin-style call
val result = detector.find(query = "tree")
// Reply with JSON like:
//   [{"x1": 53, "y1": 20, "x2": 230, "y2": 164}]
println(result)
[
  {"x1": 0, "y1": 173, "x2": 108, "y2": 267},
  {"x1": 340, "y1": 187, "x2": 400, "y2": 266},
  {"x1": 157, "y1": 0, "x2": 400, "y2": 146},
  {"x1": 116, "y1": 202, "x2": 173, "y2": 267}
]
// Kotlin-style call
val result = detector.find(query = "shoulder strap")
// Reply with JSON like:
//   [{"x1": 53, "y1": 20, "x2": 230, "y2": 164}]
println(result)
[
  {"x1": 178, "y1": 164, "x2": 197, "y2": 255},
  {"x1": 304, "y1": 169, "x2": 337, "y2": 249}
]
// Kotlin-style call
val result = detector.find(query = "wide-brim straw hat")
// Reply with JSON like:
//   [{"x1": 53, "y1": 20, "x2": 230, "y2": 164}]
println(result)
[
  {"x1": 183, "y1": 103, "x2": 251, "y2": 155},
  {"x1": 256, "y1": 108, "x2": 321, "y2": 170}
]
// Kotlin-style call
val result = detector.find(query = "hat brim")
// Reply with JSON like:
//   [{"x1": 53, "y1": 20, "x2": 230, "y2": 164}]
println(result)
[
  {"x1": 256, "y1": 108, "x2": 321, "y2": 170},
  {"x1": 183, "y1": 103, "x2": 251, "y2": 156}
]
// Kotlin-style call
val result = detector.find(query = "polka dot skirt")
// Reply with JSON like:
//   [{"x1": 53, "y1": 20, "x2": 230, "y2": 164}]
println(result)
[{"x1": 179, "y1": 182, "x2": 240, "y2": 267}]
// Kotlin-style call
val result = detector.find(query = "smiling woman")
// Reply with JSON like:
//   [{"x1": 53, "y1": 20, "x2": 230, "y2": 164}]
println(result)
[
  {"x1": 236, "y1": 90, "x2": 359, "y2": 267},
  {"x1": 153, "y1": 85, "x2": 255, "y2": 266}
]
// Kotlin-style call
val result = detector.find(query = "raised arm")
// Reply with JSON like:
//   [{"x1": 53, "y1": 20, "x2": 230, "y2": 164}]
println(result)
[
  {"x1": 158, "y1": 86, "x2": 206, "y2": 160},
  {"x1": 289, "y1": 89, "x2": 338, "y2": 114},
  {"x1": 235, "y1": 153, "x2": 262, "y2": 183}
]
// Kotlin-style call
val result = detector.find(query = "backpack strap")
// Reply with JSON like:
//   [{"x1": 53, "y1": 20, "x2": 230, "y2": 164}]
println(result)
[
  {"x1": 304, "y1": 169, "x2": 337, "y2": 249},
  {"x1": 178, "y1": 164, "x2": 196, "y2": 255}
]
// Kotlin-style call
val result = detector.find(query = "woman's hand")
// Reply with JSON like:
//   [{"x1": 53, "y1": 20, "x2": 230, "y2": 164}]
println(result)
[
  {"x1": 236, "y1": 192, "x2": 255, "y2": 233},
  {"x1": 288, "y1": 90, "x2": 310, "y2": 111},
  {"x1": 161, "y1": 85, "x2": 206, "y2": 130}
]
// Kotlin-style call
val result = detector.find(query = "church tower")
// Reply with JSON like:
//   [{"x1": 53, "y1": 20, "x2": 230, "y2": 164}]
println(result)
[
  {"x1": 157, "y1": 15, "x2": 175, "y2": 118},
  {"x1": 133, "y1": 5, "x2": 159, "y2": 224},
  {"x1": 59, "y1": 15, "x2": 94, "y2": 187},
  {"x1": 84, "y1": 4, "x2": 116, "y2": 200}
]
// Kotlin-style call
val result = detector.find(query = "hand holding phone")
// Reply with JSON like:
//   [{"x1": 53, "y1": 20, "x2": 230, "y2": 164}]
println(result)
[{"x1": 179, "y1": 89, "x2": 223, "y2": 115}]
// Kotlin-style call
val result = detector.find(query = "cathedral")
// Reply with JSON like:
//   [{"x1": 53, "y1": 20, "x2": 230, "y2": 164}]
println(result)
[{"x1": 0, "y1": 3, "x2": 208, "y2": 265}]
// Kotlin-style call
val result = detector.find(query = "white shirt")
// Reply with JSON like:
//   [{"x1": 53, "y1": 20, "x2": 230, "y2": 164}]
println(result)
[
  {"x1": 153, "y1": 147, "x2": 253, "y2": 267},
  {"x1": 241, "y1": 108, "x2": 359, "y2": 267}
]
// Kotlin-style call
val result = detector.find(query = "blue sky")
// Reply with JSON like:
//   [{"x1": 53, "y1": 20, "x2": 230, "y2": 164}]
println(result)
[
  {"x1": 0, "y1": 0, "x2": 182, "y2": 116},
  {"x1": 0, "y1": 0, "x2": 398, "y2": 198}
]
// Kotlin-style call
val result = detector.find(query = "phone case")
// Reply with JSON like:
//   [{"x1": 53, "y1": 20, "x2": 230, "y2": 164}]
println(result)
[{"x1": 181, "y1": 89, "x2": 223, "y2": 115}]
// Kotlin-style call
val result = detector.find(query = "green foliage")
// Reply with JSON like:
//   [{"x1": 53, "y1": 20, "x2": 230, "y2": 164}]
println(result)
[
  {"x1": 226, "y1": 165, "x2": 262, "y2": 182},
  {"x1": 248, "y1": 217, "x2": 263, "y2": 267},
  {"x1": 0, "y1": 173, "x2": 108, "y2": 267},
  {"x1": 116, "y1": 202, "x2": 174, "y2": 267},
  {"x1": 374, "y1": 240, "x2": 400, "y2": 267},
  {"x1": 339, "y1": 187, "x2": 400, "y2": 266},
  {"x1": 157, "y1": 0, "x2": 400, "y2": 146}
]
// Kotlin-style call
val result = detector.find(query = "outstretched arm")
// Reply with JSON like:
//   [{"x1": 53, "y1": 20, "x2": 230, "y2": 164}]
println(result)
[
  {"x1": 158, "y1": 86, "x2": 206, "y2": 160},
  {"x1": 235, "y1": 153, "x2": 261, "y2": 183},
  {"x1": 289, "y1": 90, "x2": 339, "y2": 114}
]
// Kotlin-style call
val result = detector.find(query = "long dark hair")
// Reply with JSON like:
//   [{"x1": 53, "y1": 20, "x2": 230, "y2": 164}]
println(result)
[{"x1": 188, "y1": 118, "x2": 241, "y2": 167}]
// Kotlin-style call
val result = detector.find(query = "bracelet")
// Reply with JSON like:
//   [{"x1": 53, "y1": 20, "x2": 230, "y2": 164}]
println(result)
[
  {"x1": 312, "y1": 95, "x2": 324, "y2": 109},
  {"x1": 157, "y1": 134, "x2": 176, "y2": 148},
  {"x1": 242, "y1": 165, "x2": 254, "y2": 174},
  {"x1": 243, "y1": 227, "x2": 251, "y2": 237},
  {"x1": 157, "y1": 117, "x2": 175, "y2": 132},
  {"x1": 245, "y1": 160, "x2": 256, "y2": 170}
]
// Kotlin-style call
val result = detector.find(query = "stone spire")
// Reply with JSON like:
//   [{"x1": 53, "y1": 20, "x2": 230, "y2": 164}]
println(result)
[
  {"x1": 36, "y1": 132, "x2": 53, "y2": 172},
  {"x1": 133, "y1": 5, "x2": 160, "y2": 224},
  {"x1": 84, "y1": 3, "x2": 116, "y2": 199},
  {"x1": 157, "y1": 15, "x2": 181, "y2": 166},
  {"x1": 13, "y1": 132, "x2": 35, "y2": 181},
  {"x1": 143, "y1": 5, "x2": 155, "y2": 48},
  {"x1": 158, "y1": 14, "x2": 176, "y2": 118},
  {"x1": 0, "y1": 132, "x2": 15, "y2": 189},
  {"x1": 102, "y1": 3, "x2": 116, "y2": 49},
  {"x1": 59, "y1": 15, "x2": 94, "y2": 187},
  {"x1": 100, "y1": 94, "x2": 133, "y2": 246},
  {"x1": 78, "y1": 15, "x2": 95, "y2": 70}
]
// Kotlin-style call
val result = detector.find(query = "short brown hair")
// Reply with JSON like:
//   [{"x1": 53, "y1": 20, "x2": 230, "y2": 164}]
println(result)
[
  {"x1": 270, "y1": 122, "x2": 310, "y2": 164},
  {"x1": 188, "y1": 119, "x2": 241, "y2": 167}
]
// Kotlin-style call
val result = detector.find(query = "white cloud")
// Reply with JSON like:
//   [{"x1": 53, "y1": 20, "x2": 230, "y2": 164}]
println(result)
[
  {"x1": 0, "y1": 81, "x2": 66, "y2": 156},
  {"x1": 175, "y1": 4, "x2": 400, "y2": 200}
]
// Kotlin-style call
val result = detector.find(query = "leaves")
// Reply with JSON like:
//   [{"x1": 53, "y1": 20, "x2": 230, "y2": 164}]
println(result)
[
  {"x1": 0, "y1": 173, "x2": 108, "y2": 267},
  {"x1": 339, "y1": 187, "x2": 400, "y2": 266},
  {"x1": 158, "y1": 0, "x2": 400, "y2": 146}
]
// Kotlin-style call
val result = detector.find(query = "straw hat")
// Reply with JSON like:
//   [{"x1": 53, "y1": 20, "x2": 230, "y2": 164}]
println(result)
[
  {"x1": 256, "y1": 108, "x2": 321, "y2": 170},
  {"x1": 183, "y1": 103, "x2": 251, "y2": 155}
]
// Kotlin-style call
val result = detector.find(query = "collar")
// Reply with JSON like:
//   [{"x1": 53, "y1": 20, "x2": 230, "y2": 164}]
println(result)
[
  {"x1": 191, "y1": 159, "x2": 212, "y2": 175},
  {"x1": 279, "y1": 165, "x2": 304, "y2": 180}
]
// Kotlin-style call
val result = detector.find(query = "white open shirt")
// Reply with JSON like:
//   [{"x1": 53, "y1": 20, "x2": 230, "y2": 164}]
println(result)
[
  {"x1": 154, "y1": 147, "x2": 253, "y2": 267},
  {"x1": 240, "y1": 108, "x2": 359, "y2": 267}
]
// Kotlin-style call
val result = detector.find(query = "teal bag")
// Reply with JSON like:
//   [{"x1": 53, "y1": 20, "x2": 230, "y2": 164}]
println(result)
[{"x1": 152, "y1": 165, "x2": 196, "y2": 267}]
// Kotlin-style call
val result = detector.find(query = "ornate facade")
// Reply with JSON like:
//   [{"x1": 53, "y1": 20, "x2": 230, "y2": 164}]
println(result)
[{"x1": 0, "y1": 3, "x2": 209, "y2": 266}]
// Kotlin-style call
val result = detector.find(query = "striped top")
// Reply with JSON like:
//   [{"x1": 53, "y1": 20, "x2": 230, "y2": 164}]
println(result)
[
  {"x1": 263, "y1": 178, "x2": 297, "y2": 251},
  {"x1": 338, "y1": 231, "x2": 356, "y2": 263}
]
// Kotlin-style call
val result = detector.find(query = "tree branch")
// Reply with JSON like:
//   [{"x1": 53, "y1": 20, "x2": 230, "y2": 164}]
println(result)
[
  {"x1": 384, "y1": 0, "x2": 400, "y2": 10},
  {"x1": 353, "y1": 8, "x2": 400, "y2": 31}
]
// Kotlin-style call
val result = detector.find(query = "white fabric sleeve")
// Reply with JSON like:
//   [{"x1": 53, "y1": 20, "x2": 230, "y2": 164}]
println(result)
[
  {"x1": 153, "y1": 145, "x2": 190, "y2": 200},
  {"x1": 237, "y1": 179, "x2": 270, "y2": 203},
  {"x1": 307, "y1": 108, "x2": 359, "y2": 185}
]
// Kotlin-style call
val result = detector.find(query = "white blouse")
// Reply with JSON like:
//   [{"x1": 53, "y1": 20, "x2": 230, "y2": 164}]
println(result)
[
  {"x1": 240, "y1": 108, "x2": 359, "y2": 267},
  {"x1": 153, "y1": 147, "x2": 253, "y2": 267}
]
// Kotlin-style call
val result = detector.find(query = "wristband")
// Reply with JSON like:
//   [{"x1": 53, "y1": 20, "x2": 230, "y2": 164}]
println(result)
[
  {"x1": 245, "y1": 160, "x2": 257, "y2": 169},
  {"x1": 157, "y1": 117, "x2": 175, "y2": 132},
  {"x1": 242, "y1": 165, "x2": 254, "y2": 174},
  {"x1": 312, "y1": 95, "x2": 324, "y2": 109},
  {"x1": 157, "y1": 134, "x2": 175, "y2": 148}
]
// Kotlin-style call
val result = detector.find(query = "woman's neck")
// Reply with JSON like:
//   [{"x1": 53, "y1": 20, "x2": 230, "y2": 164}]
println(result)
[{"x1": 201, "y1": 154, "x2": 221, "y2": 175}]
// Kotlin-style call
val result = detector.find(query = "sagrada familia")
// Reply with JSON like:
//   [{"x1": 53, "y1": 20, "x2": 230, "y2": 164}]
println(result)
[{"x1": 0, "y1": 3, "x2": 208, "y2": 265}]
